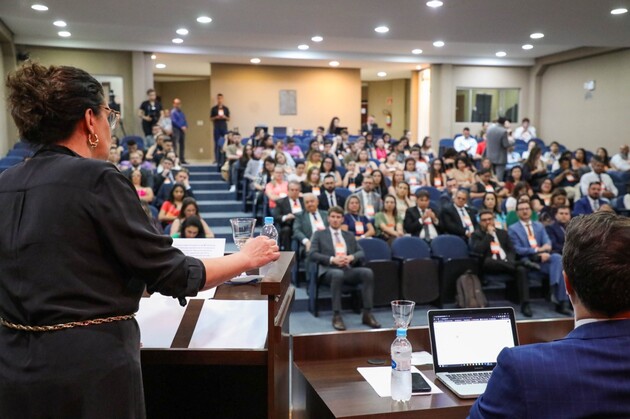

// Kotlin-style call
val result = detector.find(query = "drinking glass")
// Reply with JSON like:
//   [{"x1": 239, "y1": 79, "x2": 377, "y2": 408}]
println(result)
[
  {"x1": 391, "y1": 300, "x2": 415, "y2": 329},
  {"x1": 230, "y1": 218, "x2": 256, "y2": 276}
]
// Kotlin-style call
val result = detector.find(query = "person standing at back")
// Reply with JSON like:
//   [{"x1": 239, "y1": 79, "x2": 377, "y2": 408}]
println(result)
[
  {"x1": 137, "y1": 88, "x2": 163, "y2": 148},
  {"x1": 170, "y1": 98, "x2": 188, "y2": 164},
  {"x1": 210, "y1": 93, "x2": 230, "y2": 165},
  {"x1": 485, "y1": 117, "x2": 513, "y2": 182}
]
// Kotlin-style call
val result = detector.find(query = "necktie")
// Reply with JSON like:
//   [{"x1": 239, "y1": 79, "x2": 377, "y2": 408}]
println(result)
[
  {"x1": 421, "y1": 210, "x2": 431, "y2": 240},
  {"x1": 526, "y1": 223, "x2": 533, "y2": 237},
  {"x1": 334, "y1": 231, "x2": 341, "y2": 244},
  {"x1": 328, "y1": 193, "x2": 333, "y2": 208}
]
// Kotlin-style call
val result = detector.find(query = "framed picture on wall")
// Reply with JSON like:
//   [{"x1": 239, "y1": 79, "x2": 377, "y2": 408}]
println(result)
[{"x1": 279, "y1": 90, "x2": 297, "y2": 115}]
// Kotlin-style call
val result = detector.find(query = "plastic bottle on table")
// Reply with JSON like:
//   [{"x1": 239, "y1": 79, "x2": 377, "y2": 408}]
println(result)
[
  {"x1": 259, "y1": 217, "x2": 278, "y2": 276},
  {"x1": 391, "y1": 327, "x2": 412, "y2": 401}
]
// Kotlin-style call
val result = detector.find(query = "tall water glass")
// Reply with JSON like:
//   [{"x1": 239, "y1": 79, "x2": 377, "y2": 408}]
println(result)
[{"x1": 391, "y1": 300, "x2": 415, "y2": 329}]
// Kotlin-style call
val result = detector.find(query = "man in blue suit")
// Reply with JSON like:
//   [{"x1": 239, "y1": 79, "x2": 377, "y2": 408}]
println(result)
[
  {"x1": 470, "y1": 212, "x2": 630, "y2": 418},
  {"x1": 573, "y1": 181, "x2": 607, "y2": 216},
  {"x1": 508, "y1": 201, "x2": 572, "y2": 315},
  {"x1": 545, "y1": 205, "x2": 570, "y2": 254}
]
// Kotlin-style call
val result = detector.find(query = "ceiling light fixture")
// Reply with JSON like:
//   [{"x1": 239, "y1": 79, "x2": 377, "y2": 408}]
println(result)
[
  {"x1": 172, "y1": 38, "x2": 183, "y2": 44},
  {"x1": 522, "y1": 44, "x2": 534, "y2": 50},
  {"x1": 416, "y1": 65, "x2": 422, "y2": 70},
  {"x1": 311, "y1": 35, "x2": 323, "y2": 42},
  {"x1": 377, "y1": 72, "x2": 387, "y2": 77},
  {"x1": 53, "y1": 20, "x2": 66, "y2": 27},
  {"x1": 611, "y1": 7, "x2": 628, "y2": 14},
  {"x1": 150, "y1": 54, "x2": 157, "y2": 60},
  {"x1": 495, "y1": 51, "x2": 507, "y2": 57},
  {"x1": 155, "y1": 63, "x2": 166, "y2": 69},
  {"x1": 196, "y1": 16, "x2": 212, "y2": 23},
  {"x1": 433, "y1": 40, "x2": 445, "y2": 47},
  {"x1": 374, "y1": 26, "x2": 389, "y2": 33},
  {"x1": 329, "y1": 61, "x2": 340, "y2": 67},
  {"x1": 412, "y1": 49, "x2": 423, "y2": 54},
  {"x1": 426, "y1": 0, "x2": 443, "y2": 8},
  {"x1": 31, "y1": 4, "x2": 48, "y2": 11},
  {"x1": 250, "y1": 58, "x2": 261, "y2": 64},
  {"x1": 58, "y1": 31, "x2": 71, "y2": 37},
  {"x1": 176, "y1": 28, "x2": 189, "y2": 36},
  {"x1": 298, "y1": 44, "x2": 309, "y2": 50},
  {"x1": 530, "y1": 32, "x2": 544, "y2": 39}
]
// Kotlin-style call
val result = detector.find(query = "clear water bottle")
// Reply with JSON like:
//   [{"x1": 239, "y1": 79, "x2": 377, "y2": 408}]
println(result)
[
  {"x1": 391, "y1": 328, "x2": 412, "y2": 401},
  {"x1": 259, "y1": 217, "x2": 278, "y2": 276}
]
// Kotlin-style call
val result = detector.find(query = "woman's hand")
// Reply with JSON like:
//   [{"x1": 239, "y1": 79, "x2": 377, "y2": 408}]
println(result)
[{"x1": 240, "y1": 236, "x2": 280, "y2": 270}]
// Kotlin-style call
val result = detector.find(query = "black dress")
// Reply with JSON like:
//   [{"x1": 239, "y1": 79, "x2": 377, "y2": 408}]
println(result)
[{"x1": 0, "y1": 146, "x2": 206, "y2": 418}]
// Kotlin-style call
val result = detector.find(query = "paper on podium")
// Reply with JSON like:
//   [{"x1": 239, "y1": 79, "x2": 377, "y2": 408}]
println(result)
[
  {"x1": 136, "y1": 295, "x2": 188, "y2": 348},
  {"x1": 357, "y1": 366, "x2": 443, "y2": 397},
  {"x1": 412, "y1": 351, "x2": 434, "y2": 365},
  {"x1": 188, "y1": 300, "x2": 268, "y2": 349},
  {"x1": 172, "y1": 238, "x2": 226, "y2": 300}
]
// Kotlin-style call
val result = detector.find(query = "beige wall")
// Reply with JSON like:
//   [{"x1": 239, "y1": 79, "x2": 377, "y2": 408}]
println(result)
[
  {"x1": 366, "y1": 79, "x2": 410, "y2": 140},
  {"x1": 0, "y1": 22, "x2": 16, "y2": 155},
  {"x1": 210, "y1": 64, "x2": 361, "y2": 138},
  {"x1": 155, "y1": 79, "x2": 212, "y2": 161},
  {"x1": 538, "y1": 49, "x2": 630, "y2": 152}
]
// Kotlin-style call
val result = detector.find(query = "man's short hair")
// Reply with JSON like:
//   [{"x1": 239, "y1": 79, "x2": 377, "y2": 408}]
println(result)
[
  {"x1": 288, "y1": 180, "x2": 301, "y2": 188},
  {"x1": 162, "y1": 136, "x2": 173, "y2": 143},
  {"x1": 589, "y1": 181, "x2": 602, "y2": 188},
  {"x1": 127, "y1": 140, "x2": 136, "y2": 147},
  {"x1": 328, "y1": 206, "x2": 344, "y2": 217},
  {"x1": 559, "y1": 156, "x2": 570, "y2": 164},
  {"x1": 478, "y1": 168, "x2": 491, "y2": 176},
  {"x1": 557, "y1": 205, "x2": 571, "y2": 211},
  {"x1": 415, "y1": 190, "x2": 430, "y2": 200},
  {"x1": 590, "y1": 155, "x2": 603, "y2": 164},
  {"x1": 564, "y1": 213, "x2": 630, "y2": 316},
  {"x1": 217, "y1": 93, "x2": 223, "y2": 97},
  {"x1": 177, "y1": 167, "x2": 189, "y2": 176},
  {"x1": 497, "y1": 117, "x2": 507, "y2": 125},
  {"x1": 146, "y1": 88, "x2": 155, "y2": 95},
  {"x1": 463, "y1": 127, "x2": 470, "y2": 132},
  {"x1": 323, "y1": 174, "x2": 336, "y2": 182},
  {"x1": 479, "y1": 209, "x2": 494, "y2": 218},
  {"x1": 516, "y1": 200, "x2": 531, "y2": 210}
]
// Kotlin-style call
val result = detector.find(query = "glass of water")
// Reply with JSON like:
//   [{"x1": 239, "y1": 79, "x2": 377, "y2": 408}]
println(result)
[
  {"x1": 391, "y1": 300, "x2": 415, "y2": 329},
  {"x1": 229, "y1": 218, "x2": 256, "y2": 277}
]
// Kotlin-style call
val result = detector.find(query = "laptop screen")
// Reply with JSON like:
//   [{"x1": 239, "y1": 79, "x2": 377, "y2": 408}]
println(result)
[{"x1": 428, "y1": 308, "x2": 519, "y2": 373}]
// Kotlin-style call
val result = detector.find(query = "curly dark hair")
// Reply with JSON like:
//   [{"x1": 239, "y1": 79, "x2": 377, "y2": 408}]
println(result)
[{"x1": 6, "y1": 62, "x2": 105, "y2": 146}]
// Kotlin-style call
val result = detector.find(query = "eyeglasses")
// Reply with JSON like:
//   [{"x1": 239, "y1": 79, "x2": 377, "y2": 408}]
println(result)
[{"x1": 100, "y1": 105, "x2": 121, "y2": 130}]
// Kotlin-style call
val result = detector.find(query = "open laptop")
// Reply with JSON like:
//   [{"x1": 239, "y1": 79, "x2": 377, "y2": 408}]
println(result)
[{"x1": 427, "y1": 307, "x2": 519, "y2": 399}]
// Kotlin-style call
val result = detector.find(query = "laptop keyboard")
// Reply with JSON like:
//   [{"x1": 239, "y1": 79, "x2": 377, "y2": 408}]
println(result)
[{"x1": 446, "y1": 372, "x2": 492, "y2": 385}]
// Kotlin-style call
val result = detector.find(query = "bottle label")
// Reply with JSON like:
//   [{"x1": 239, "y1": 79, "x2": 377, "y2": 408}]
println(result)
[{"x1": 391, "y1": 359, "x2": 397, "y2": 369}]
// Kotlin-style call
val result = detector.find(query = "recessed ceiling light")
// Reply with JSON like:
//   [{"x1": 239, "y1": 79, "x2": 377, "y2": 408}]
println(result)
[
  {"x1": 377, "y1": 72, "x2": 387, "y2": 77},
  {"x1": 374, "y1": 26, "x2": 389, "y2": 33},
  {"x1": 416, "y1": 65, "x2": 422, "y2": 70},
  {"x1": 522, "y1": 44, "x2": 534, "y2": 50},
  {"x1": 250, "y1": 58, "x2": 261, "y2": 64},
  {"x1": 412, "y1": 49, "x2": 423, "y2": 55},
  {"x1": 611, "y1": 8, "x2": 628, "y2": 14},
  {"x1": 150, "y1": 54, "x2": 157, "y2": 60},
  {"x1": 155, "y1": 63, "x2": 166, "y2": 69},
  {"x1": 298, "y1": 44, "x2": 309, "y2": 50},
  {"x1": 426, "y1": 0, "x2": 443, "y2": 8},
  {"x1": 329, "y1": 61, "x2": 340, "y2": 67},
  {"x1": 530, "y1": 32, "x2": 544, "y2": 39},
  {"x1": 172, "y1": 38, "x2": 183, "y2": 44},
  {"x1": 495, "y1": 51, "x2": 507, "y2": 57},
  {"x1": 311, "y1": 35, "x2": 323, "y2": 42},
  {"x1": 53, "y1": 20, "x2": 66, "y2": 27},
  {"x1": 58, "y1": 31, "x2": 71, "y2": 37},
  {"x1": 433, "y1": 40, "x2": 445, "y2": 47},
  {"x1": 196, "y1": 16, "x2": 212, "y2": 23},
  {"x1": 176, "y1": 28, "x2": 189, "y2": 36},
  {"x1": 31, "y1": 4, "x2": 48, "y2": 11}
]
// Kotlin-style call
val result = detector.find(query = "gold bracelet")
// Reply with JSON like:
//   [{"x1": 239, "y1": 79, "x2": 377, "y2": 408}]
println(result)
[{"x1": 0, "y1": 314, "x2": 135, "y2": 332}]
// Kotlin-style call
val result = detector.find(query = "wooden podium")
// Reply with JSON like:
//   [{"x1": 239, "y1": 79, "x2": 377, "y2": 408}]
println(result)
[{"x1": 141, "y1": 252, "x2": 294, "y2": 419}]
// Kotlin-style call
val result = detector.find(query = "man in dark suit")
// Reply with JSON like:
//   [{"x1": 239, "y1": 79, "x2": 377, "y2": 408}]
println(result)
[
  {"x1": 439, "y1": 189, "x2": 477, "y2": 240},
  {"x1": 273, "y1": 181, "x2": 303, "y2": 250},
  {"x1": 121, "y1": 150, "x2": 154, "y2": 189},
  {"x1": 573, "y1": 181, "x2": 607, "y2": 216},
  {"x1": 546, "y1": 205, "x2": 571, "y2": 254},
  {"x1": 308, "y1": 206, "x2": 381, "y2": 331},
  {"x1": 470, "y1": 209, "x2": 533, "y2": 316},
  {"x1": 485, "y1": 117, "x2": 513, "y2": 181},
  {"x1": 508, "y1": 201, "x2": 572, "y2": 315},
  {"x1": 319, "y1": 174, "x2": 346, "y2": 211},
  {"x1": 403, "y1": 189, "x2": 440, "y2": 241},
  {"x1": 470, "y1": 212, "x2": 630, "y2": 418},
  {"x1": 361, "y1": 115, "x2": 378, "y2": 135},
  {"x1": 293, "y1": 193, "x2": 328, "y2": 253}
]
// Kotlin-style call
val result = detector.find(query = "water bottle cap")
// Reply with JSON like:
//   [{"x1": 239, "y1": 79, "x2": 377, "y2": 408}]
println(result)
[
  {"x1": 264, "y1": 217, "x2": 274, "y2": 224},
  {"x1": 396, "y1": 328, "x2": 407, "y2": 337}
]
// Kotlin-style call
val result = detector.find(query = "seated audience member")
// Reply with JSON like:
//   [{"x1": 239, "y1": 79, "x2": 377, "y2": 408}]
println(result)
[
  {"x1": 571, "y1": 147, "x2": 588, "y2": 173},
  {"x1": 410, "y1": 147, "x2": 430, "y2": 174},
  {"x1": 404, "y1": 189, "x2": 439, "y2": 241},
  {"x1": 388, "y1": 169, "x2": 405, "y2": 196},
  {"x1": 481, "y1": 191, "x2": 507, "y2": 230},
  {"x1": 243, "y1": 147, "x2": 263, "y2": 187},
  {"x1": 508, "y1": 201, "x2": 572, "y2": 315},
  {"x1": 251, "y1": 157, "x2": 276, "y2": 212},
  {"x1": 374, "y1": 195, "x2": 404, "y2": 243},
  {"x1": 595, "y1": 147, "x2": 611, "y2": 169},
  {"x1": 178, "y1": 215, "x2": 206, "y2": 239},
  {"x1": 479, "y1": 157, "x2": 504, "y2": 185},
  {"x1": 287, "y1": 160, "x2": 306, "y2": 183},
  {"x1": 320, "y1": 156, "x2": 343, "y2": 187},
  {"x1": 342, "y1": 194, "x2": 376, "y2": 239},
  {"x1": 154, "y1": 168, "x2": 194, "y2": 209},
  {"x1": 122, "y1": 151, "x2": 154, "y2": 190},
  {"x1": 271, "y1": 139, "x2": 296, "y2": 168},
  {"x1": 426, "y1": 158, "x2": 447, "y2": 190},
  {"x1": 512, "y1": 117, "x2": 537, "y2": 141},
  {"x1": 380, "y1": 151, "x2": 402, "y2": 178},
  {"x1": 371, "y1": 138, "x2": 389, "y2": 163},
  {"x1": 308, "y1": 206, "x2": 381, "y2": 331},
  {"x1": 293, "y1": 193, "x2": 327, "y2": 254},
  {"x1": 545, "y1": 205, "x2": 570, "y2": 254},
  {"x1": 470, "y1": 168, "x2": 508, "y2": 199},
  {"x1": 273, "y1": 181, "x2": 304, "y2": 250},
  {"x1": 550, "y1": 150, "x2": 573, "y2": 172},
  {"x1": 355, "y1": 149, "x2": 378, "y2": 174},
  {"x1": 505, "y1": 181, "x2": 531, "y2": 213},
  {"x1": 580, "y1": 156, "x2": 618, "y2": 199},
  {"x1": 170, "y1": 198, "x2": 214, "y2": 238},
  {"x1": 371, "y1": 169, "x2": 388, "y2": 197},
  {"x1": 264, "y1": 166, "x2": 289, "y2": 210},
  {"x1": 542, "y1": 141, "x2": 562, "y2": 167},
  {"x1": 158, "y1": 183, "x2": 186, "y2": 226},
  {"x1": 393, "y1": 181, "x2": 414, "y2": 221},
  {"x1": 599, "y1": 203, "x2": 615, "y2": 213},
  {"x1": 573, "y1": 182, "x2": 607, "y2": 216},
  {"x1": 610, "y1": 145, "x2": 630, "y2": 172},
  {"x1": 284, "y1": 137, "x2": 304, "y2": 160},
  {"x1": 522, "y1": 146, "x2": 547, "y2": 189},
  {"x1": 129, "y1": 170, "x2": 154, "y2": 203},
  {"x1": 442, "y1": 148, "x2": 458, "y2": 174},
  {"x1": 120, "y1": 139, "x2": 139, "y2": 162},
  {"x1": 439, "y1": 177, "x2": 460, "y2": 207},
  {"x1": 505, "y1": 146, "x2": 521, "y2": 171},
  {"x1": 470, "y1": 212, "x2": 630, "y2": 419},
  {"x1": 107, "y1": 145, "x2": 121, "y2": 170},
  {"x1": 506, "y1": 194, "x2": 539, "y2": 227},
  {"x1": 533, "y1": 178, "x2": 555, "y2": 207},
  {"x1": 551, "y1": 156, "x2": 580, "y2": 199},
  {"x1": 140, "y1": 200, "x2": 163, "y2": 234},
  {"x1": 440, "y1": 189, "x2": 477, "y2": 240},
  {"x1": 301, "y1": 167, "x2": 322, "y2": 196},
  {"x1": 504, "y1": 166, "x2": 523, "y2": 194},
  {"x1": 454, "y1": 127, "x2": 478, "y2": 159},
  {"x1": 342, "y1": 160, "x2": 362, "y2": 191},
  {"x1": 153, "y1": 157, "x2": 176, "y2": 193},
  {"x1": 403, "y1": 157, "x2": 425, "y2": 190},
  {"x1": 319, "y1": 174, "x2": 346, "y2": 211},
  {"x1": 451, "y1": 156, "x2": 475, "y2": 188},
  {"x1": 305, "y1": 149, "x2": 323, "y2": 173},
  {"x1": 470, "y1": 209, "x2": 532, "y2": 317},
  {"x1": 419, "y1": 136, "x2": 436, "y2": 161},
  {"x1": 229, "y1": 144, "x2": 252, "y2": 193},
  {"x1": 539, "y1": 188, "x2": 568, "y2": 225},
  {"x1": 145, "y1": 134, "x2": 167, "y2": 165},
  {"x1": 356, "y1": 175, "x2": 382, "y2": 220}
]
